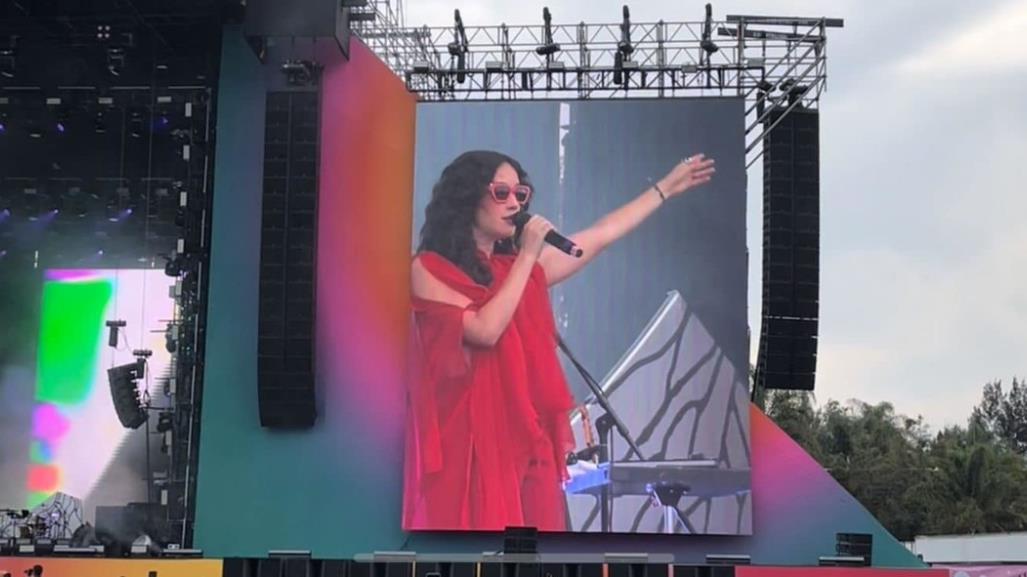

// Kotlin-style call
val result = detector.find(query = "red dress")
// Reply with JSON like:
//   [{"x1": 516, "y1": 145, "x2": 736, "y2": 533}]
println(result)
[{"x1": 402, "y1": 250, "x2": 576, "y2": 531}]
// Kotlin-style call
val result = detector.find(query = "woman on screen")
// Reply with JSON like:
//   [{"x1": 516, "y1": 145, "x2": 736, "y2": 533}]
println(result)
[{"x1": 403, "y1": 149, "x2": 715, "y2": 531}]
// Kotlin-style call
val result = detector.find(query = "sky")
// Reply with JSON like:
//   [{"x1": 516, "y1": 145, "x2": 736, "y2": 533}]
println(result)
[{"x1": 400, "y1": 0, "x2": 1027, "y2": 429}]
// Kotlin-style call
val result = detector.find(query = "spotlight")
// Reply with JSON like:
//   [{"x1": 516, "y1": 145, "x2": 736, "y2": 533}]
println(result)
[
  {"x1": 164, "y1": 322, "x2": 178, "y2": 353},
  {"x1": 128, "y1": 109, "x2": 144, "y2": 138},
  {"x1": 535, "y1": 7, "x2": 561, "y2": 56},
  {"x1": 617, "y1": 5, "x2": 634, "y2": 56},
  {"x1": 701, "y1": 4, "x2": 720, "y2": 55},
  {"x1": 0, "y1": 39, "x2": 15, "y2": 79},
  {"x1": 156, "y1": 411, "x2": 173, "y2": 433},
  {"x1": 93, "y1": 111, "x2": 107, "y2": 134},
  {"x1": 105, "y1": 199, "x2": 120, "y2": 222},
  {"x1": 164, "y1": 253, "x2": 183, "y2": 277},
  {"x1": 448, "y1": 9, "x2": 469, "y2": 83},
  {"x1": 55, "y1": 109, "x2": 67, "y2": 134},
  {"x1": 47, "y1": 194, "x2": 62, "y2": 213},
  {"x1": 106, "y1": 47, "x2": 125, "y2": 76},
  {"x1": 105, "y1": 319, "x2": 126, "y2": 348}
]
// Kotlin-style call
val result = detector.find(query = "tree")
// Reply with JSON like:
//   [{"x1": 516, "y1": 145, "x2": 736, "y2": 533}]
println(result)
[
  {"x1": 761, "y1": 380, "x2": 1027, "y2": 540},
  {"x1": 918, "y1": 425, "x2": 1027, "y2": 534},
  {"x1": 763, "y1": 389, "x2": 820, "y2": 453},
  {"x1": 972, "y1": 378, "x2": 1027, "y2": 455}
]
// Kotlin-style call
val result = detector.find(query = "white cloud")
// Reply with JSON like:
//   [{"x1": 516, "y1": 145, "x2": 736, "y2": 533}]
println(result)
[{"x1": 895, "y1": 0, "x2": 1027, "y2": 76}]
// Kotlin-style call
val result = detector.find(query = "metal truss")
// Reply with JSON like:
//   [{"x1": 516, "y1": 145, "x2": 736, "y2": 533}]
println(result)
[
  {"x1": 346, "y1": 0, "x2": 424, "y2": 75},
  {"x1": 351, "y1": 4, "x2": 842, "y2": 167}
]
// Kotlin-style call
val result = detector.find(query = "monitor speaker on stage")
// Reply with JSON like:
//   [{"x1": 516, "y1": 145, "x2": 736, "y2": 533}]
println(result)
[
  {"x1": 321, "y1": 560, "x2": 351, "y2": 577},
  {"x1": 756, "y1": 105, "x2": 820, "y2": 391},
  {"x1": 257, "y1": 91, "x2": 320, "y2": 428},
  {"x1": 836, "y1": 532, "x2": 873, "y2": 565}
]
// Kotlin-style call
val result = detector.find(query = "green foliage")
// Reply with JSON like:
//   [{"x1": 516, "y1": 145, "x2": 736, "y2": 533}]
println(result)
[{"x1": 763, "y1": 379, "x2": 1027, "y2": 541}]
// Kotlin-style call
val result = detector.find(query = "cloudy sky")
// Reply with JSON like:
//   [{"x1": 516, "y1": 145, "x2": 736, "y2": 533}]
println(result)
[{"x1": 402, "y1": 0, "x2": 1027, "y2": 428}]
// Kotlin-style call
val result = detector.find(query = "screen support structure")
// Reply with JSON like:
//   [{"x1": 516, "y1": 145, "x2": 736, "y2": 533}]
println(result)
[{"x1": 349, "y1": 2, "x2": 842, "y2": 169}]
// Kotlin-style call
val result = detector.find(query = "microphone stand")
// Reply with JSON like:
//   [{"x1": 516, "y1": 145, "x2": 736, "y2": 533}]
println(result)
[{"x1": 557, "y1": 333, "x2": 645, "y2": 532}]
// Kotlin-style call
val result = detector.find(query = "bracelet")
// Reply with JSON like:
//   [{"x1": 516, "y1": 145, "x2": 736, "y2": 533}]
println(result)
[{"x1": 652, "y1": 182, "x2": 667, "y2": 202}]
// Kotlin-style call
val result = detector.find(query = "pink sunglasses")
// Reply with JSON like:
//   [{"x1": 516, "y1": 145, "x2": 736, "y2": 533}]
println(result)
[{"x1": 488, "y1": 182, "x2": 532, "y2": 204}]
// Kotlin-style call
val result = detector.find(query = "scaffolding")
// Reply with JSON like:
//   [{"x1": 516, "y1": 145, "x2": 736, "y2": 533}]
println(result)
[{"x1": 350, "y1": 2, "x2": 842, "y2": 167}]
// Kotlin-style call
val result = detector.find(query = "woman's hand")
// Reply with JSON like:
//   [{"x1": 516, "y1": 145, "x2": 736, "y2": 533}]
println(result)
[
  {"x1": 657, "y1": 153, "x2": 717, "y2": 198},
  {"x1": 520, "y1": 215, "x2": 555, "y2": 259}
]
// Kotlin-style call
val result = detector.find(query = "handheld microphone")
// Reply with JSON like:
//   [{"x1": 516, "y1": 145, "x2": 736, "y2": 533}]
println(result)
[{"x1": 512, "y1": 212, "x2": 584, "y2": 258}]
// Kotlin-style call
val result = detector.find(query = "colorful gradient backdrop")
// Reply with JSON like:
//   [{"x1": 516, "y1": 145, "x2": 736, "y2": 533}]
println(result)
[
  {"x1": 194, "y1": 26, "x2": 923, "y2": 568},
  {"x1": 24, "y1": 269, "x2": 173, "y2": 510},
  {"x1": 193, "y1": 29, "x2": 415, "y2": 554}
]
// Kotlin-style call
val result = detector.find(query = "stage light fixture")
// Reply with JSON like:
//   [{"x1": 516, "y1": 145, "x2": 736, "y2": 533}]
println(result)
[
  {"x1": 164, "y1": 322, "x2": 178, "y2": 353},
  {"x1": 54, "y1": 109, "x2": 68, "y2": 135},
  {"x1": 105, "y1": 319, "x2": 126, "y2": 348},
  {"x1": 535, "y1": 7, "x2": 561, "y2": 56},
  {"x1": 617, "y1": 5, "x2": 634, "y2": 56},
  {"x1": 156, "y1": 411, "x2": 174, "y2": 433},
  {"x1": 787, "y1": 83, "x2": 810, "y2": 104},
  {"x1": 93, "y1": 111, "x2": 107, "y2": 133},
  {"x1": 0, "y1": 39, "x2": 15, "y2": 79},
  {"x1": 701, "y1": 4, "x2": 720, "y2": 55},
  {"x1": 164, "y1": 252, "x2": 184, "y2": 277},
  {"x1": 449, "y1": 10, "x2": 469, "y2": 83},
  {"x1": 128, "y1": 109, "x2": 144, "y2": 138},
  {"x1": 107, "y1": 47, "x2": 125, "y2": 76}
]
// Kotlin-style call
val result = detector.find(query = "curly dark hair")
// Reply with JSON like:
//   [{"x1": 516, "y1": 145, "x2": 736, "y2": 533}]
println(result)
[{"x1": 418, "y1": 150, "x2": 533, "y2": 286}]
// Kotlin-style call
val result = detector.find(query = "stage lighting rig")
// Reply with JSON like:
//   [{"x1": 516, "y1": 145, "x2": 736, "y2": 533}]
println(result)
[
  {"x1": 0, "y1": 37, "x2": 16, "y2": 79},
  {"x1": 164, "y1": 252, "x2": 186, "y2": 277},
  {"x1": 535, "y1": 8, "x2": 561, "y2": 58},
  {"x1": 701, "y1": 4, "x2": 720, "y2": 56},
  {"x1": 617, "y1": 5, "x2": 635, "y2": 57},
  {"x1": 105, "y1": 320, "x2": 126, "y2": 348},
  {"x1": 165, "y1": 321, "x2": 178, "y2": 354},
  {"x1": 613, "y1": 6, "x2": 636, "y2": 86},
  {"x1": 106, "y1": 47, "x2": 126, "y2": 77},
  {"x1": 449, "y1": 10, "x2": 469, "y2": 84}
]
